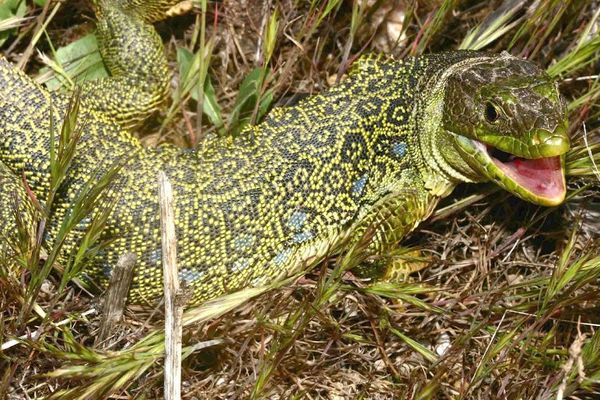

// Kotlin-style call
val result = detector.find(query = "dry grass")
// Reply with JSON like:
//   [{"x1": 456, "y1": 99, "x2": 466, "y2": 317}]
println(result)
[{"x1": 1, "y1": 0, "x2": 599, "y2": 399}]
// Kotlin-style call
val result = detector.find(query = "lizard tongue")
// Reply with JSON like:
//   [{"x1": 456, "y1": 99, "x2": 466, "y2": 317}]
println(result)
[{"x1": 491, "y1": 154, "x2": 564, "y2": 200}]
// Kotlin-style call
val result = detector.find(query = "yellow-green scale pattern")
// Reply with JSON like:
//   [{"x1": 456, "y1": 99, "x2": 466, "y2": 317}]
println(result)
[{"x1": 0, "y1": 1, "x2": 568, "y2": 304}]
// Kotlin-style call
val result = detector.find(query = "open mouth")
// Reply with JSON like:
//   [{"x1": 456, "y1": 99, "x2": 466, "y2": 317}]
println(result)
[
  {"x1": 455, "y1": 135, "x2": 567, "y2": 205},
  {"x1": 475, "y1": 141, "x2": 564, "y2": 200}
]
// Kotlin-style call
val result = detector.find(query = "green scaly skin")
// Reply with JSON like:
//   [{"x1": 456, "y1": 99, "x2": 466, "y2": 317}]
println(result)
[{"x1": 0, "y1": 1, "x2": 569, "y2": 304}]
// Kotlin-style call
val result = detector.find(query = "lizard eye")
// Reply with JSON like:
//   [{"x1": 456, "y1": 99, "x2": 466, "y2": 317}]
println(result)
[{"x1": 485, "y1": 102, "x2": 499, "y2": 123}]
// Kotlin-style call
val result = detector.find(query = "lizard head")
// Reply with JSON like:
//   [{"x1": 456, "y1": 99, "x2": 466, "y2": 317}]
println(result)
[{"x1": 441, "y1": 53, "x2": 569, "y2": 206}]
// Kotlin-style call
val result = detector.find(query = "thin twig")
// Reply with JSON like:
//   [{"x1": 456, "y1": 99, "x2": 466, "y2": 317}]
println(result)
[
  {"x1": 17, "y1": 1, "x2": 61, "y2": 70},
  {"x1": 96, "y1": 252, "x2": 136, "y2": 346},
  {"x1": 159, "y1": 171, "x2": 183, "y2": 400}
]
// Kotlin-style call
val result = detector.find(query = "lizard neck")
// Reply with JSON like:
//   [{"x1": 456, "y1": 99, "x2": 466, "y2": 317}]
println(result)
[{"x1": 412, "y1": 55, "x2": 490, "y2": 197}]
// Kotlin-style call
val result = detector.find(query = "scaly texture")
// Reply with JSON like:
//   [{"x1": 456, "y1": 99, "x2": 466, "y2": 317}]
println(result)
[{"x1": 0, "y1": 1, "x2": 569, "y2": 304}]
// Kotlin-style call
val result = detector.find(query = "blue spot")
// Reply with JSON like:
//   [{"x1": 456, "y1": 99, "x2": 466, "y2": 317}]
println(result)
[
  {"x1": 250, "y1": 276, "x2": 267, "y2": 287},
  {"x1": 75, "y1": 216, "x2": 92, "y2": 232},
  {"x1": 352, "y1": 174, "x2": 369, "y2": 196},
  {"x1": 392, "y1": 142, "x2": 407, "y2": 158},
  {"x1": 178, "y1": 268, "x2": 204, "y2": 283},
  {"x1": 293, "y1": 231, "x2": 314, "y2": 243},
  {"x1": 231, "y1": 259, "x2": 250, "y2": 273},
  {"x1": 234, "y1": 234, "x2": 255, "y2": 250},
  {"x1": 288, "y1": 211, "x2": 307, "y2": 231},
  {"x1": 102, "y1": 263, "x2": 112, "y2": 278},
  {"x1": 272, "y1": 248, "x2": 293, "y2": 265},
  {"x1": 148, "y1": 248, "x2": 162, "y2": 265}
]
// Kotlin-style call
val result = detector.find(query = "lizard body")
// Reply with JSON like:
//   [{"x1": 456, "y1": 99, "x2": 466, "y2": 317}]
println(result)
[{"x1": 0, "y1": 1, "x2": 569, "y2": 304}]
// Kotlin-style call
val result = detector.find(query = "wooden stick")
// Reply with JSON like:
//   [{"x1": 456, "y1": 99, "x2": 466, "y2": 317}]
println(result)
[
  {"x1": 159, "y1": 171, "x2": 183, "y2": 400},
  {"x1": 96, "y1": 252, "x2": 136, "y2": 346}
]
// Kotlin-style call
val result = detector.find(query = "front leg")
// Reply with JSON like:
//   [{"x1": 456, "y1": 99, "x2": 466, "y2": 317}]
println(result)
[
  {"x1": 343, "y1": 186, "x2": 440, "y2": 282},
  {"x1": 351, "y1": 187, "x2": 439, "y2": 256}
]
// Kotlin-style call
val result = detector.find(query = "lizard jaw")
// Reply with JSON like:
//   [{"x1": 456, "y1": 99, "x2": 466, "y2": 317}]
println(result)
[
  {"x1": 454, "y1": 135, "x2": 567, "y2": 206},
  {"x1": 473, "y1": 140, "x2": 565, "y2": 205}
]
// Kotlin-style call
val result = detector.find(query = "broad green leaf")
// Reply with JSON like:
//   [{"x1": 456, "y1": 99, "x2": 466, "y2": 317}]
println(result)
[
  {"x1": 229, "y1": 67, "x2": 273, "y2": 135},
  {"x1": 201, "y1": 77, "x2": 223, "y2": 130},
  {"x1": 176, "y1": 47, "x2": 223, "y2": 130},
  {"x1": 176, "y1": 46, "x2": 193, "y2": 82},
  {"x1": 37, "y1": 33, "x2": 108, "y2": 91}
]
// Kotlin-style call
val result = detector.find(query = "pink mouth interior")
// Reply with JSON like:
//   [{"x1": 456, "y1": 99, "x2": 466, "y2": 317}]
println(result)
[
  {"x1": 488, "y1": 147, "x2": 564, "y2": 200},
  {"x1": 471, "y1": 140, "x2": 565, "y2": 200}
]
